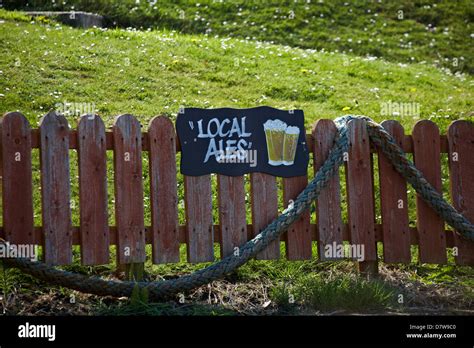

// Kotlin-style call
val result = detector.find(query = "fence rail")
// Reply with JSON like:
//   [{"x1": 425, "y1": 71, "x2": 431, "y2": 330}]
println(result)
[{"x1": 1, "y1": 111, "x2": 473, "y2": 267}]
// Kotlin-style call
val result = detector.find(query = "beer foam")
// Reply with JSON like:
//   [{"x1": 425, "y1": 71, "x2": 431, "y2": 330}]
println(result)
[
  {"x1": 263, "y1": 119, "x2": 287, "y2": 131},
  {"x1": 285, "y1": 126, "x2": 300, "y2": 134}
]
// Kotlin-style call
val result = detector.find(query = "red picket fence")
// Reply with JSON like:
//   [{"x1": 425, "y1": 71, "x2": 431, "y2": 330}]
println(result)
[{"x1": 1, "y1": 111, "x2": 473, "y2": 267}]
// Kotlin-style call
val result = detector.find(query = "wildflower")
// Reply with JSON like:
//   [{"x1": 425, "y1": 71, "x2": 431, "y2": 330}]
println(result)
[{"x1": 342, "y1": 106, "x2": 351, "y2": 111}]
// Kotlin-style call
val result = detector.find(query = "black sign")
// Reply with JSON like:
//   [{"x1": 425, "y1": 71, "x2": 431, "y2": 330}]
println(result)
[{"x1": 176, "y1": 106, "x2": 309, "y2": 177}]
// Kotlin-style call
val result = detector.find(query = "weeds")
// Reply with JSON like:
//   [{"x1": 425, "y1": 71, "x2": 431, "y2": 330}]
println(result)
[{"x1": 271, "y1": 273, "x2": 398, "y2": 313}]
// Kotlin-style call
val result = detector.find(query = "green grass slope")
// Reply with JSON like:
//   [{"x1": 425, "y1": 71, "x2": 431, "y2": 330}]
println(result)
[
  {"x1": 0, "y1": 9, "x2": 472, "y2": 132},
  {"x1": 5, "y1": 0, "x2": 474, "y2": 74}
]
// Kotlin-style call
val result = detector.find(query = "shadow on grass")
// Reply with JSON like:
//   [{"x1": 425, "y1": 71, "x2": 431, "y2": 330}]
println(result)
[{"x1": 94, "y1": 301, "x2": 237, "y2": 316}]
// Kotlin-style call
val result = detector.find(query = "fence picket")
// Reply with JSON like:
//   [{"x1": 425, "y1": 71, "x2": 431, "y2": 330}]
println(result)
[
  {"x1": 184, "y1": 175, "x2": 214, "y2": 263},
  {"x1": 448, "y1": 121, "x2": 474, "y2": 266},
  {"x1": 218, "y1": 175, "x2": 247, "y2": 258},
  {"x1": 313, "y1": 119, "x2": 343, "y2": 260},
  {"x1": 346, "y1": 119, "x2": 377, "y2": 265},
  {"x1": 40, "y1": 111, "x2": 72, "y2": 265},
  {"x1": 250, "y1": 173, "x2": 280, "y2": 259},
  {"x1": 1, "y1": 112, "x2": 34, "y2": 245},
  {"x1": 378, "y1": 120, "x2": 411, "y2": 263},
  {"x1": 282, "y1": 175, "x2": 312, "y2": 260},
  {"x1": 78, "y1": 114, "x2": 109, "y2": 265},
  {"x1": 113, "y1": 114, "x2": 146, "y2": 264},
  {"x1": 148, "y1": 116, "x2": 180, "y2": 263},
  {"x1": 413, "y1": 120, "x2": 447, "y2": 264}
]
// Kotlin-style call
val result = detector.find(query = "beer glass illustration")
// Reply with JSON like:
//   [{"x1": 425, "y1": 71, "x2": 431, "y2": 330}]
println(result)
[
  {"x1": 282, "y1": 126, "x2": 300, "y2": 165},
  {"x1": 263, "y1": 119, "x2": 287, "y2": 166}
]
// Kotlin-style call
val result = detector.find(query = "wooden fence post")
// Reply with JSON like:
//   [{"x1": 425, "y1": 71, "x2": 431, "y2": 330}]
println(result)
[
  {"x1": 113, "y1": 114, "x2": 146, "y2": 269},
  {"x1": 40, "y1": 111, "x2": 72, "y2": 265},
  {"x1": 250, "y1": 173, "x2": 280, "y2": 259},
  {"x1": 413, "y1": 120, "x2": 447, "y2": 264},
  {"x1": 0, "y1": 112, "x2": 34, "y2": 245},
  {"x1": 346, "y1": 119, "x2": 378, "y2": 277},
  {"x1": 184, "y1": 175, "x2": 214, "y2": 263},
  {"x1": 378, "y1": 120, "x2": 411, "y2": 263},
  {"x1": 217, "y1": 175, "x2": 247, "y2": 258},
  {"x1": 78, "y1": 114, "x2": 109, "y2": 265},
  {"x1": 313, "y1": 119, "x2": 343, "y2": 260},
  {"x1": 448, "y1": 120, "x2": 474, "y2": 265},
  {"x1": 282, "y1": 174, "x2": 312, "y2": 260},
  {"x1": 149, "y1": 116, "x2": 180, "y2": 263}
]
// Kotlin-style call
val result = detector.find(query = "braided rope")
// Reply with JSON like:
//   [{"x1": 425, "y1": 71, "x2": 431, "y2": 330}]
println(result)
[
  {"x1": 339, "y1": 115, "x2": 474, "y2": 240},
  {"x1": 2, "y1": 116, "x2": 473, "y2": 300}
]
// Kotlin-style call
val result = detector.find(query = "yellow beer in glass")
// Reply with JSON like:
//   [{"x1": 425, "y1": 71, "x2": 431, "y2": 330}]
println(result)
[
  {"x1": 282, "y1": 126, "x2": 299, "y2": 166},
  {"x1": 263, "y1": 119, "x2": 287, "y2": 166}
]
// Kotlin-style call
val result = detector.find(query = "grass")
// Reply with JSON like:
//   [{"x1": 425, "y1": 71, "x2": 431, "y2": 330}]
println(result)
[
  {"x1": 5, "y1": 0, "x2": 474, "y2": 74},
  {"x1": 1, "y1": 7, "x2": 472, "y2": 131},
  {"x1": 3, "y1": 255, "x2": 472, "y2": 315},
  {"x1": 0, "y1": 8, "x2": 473, "y2": 315},
  {"x1": 271, "y1": 274, "x2": 398, "y2": 313}
]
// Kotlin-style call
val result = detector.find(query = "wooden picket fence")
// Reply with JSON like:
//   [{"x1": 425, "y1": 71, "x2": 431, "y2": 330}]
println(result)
[{"x1": 0, "y1": 111, "x2": 473, "y2": 269}]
